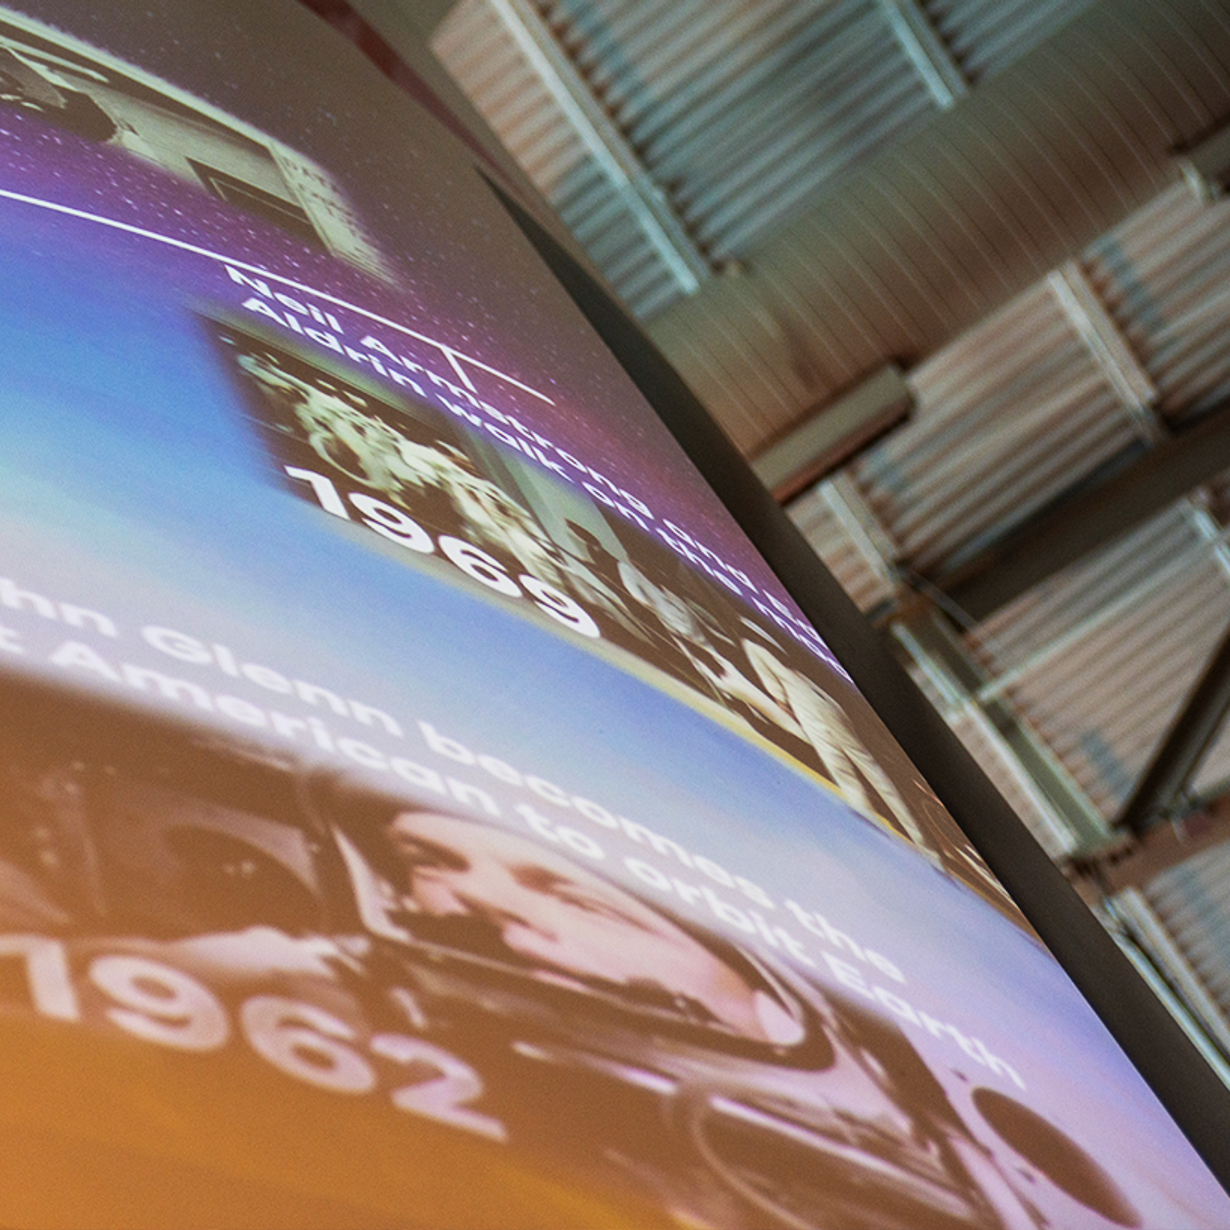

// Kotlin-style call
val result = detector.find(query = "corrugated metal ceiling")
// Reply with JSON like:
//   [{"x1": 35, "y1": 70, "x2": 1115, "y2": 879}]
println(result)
[
  {"x1": 1089, "y1": 182, "x2": 1230, "y2": 423},
  {"x1": 434, "y1": 0, "x2": 1115, "y2": 323},
  {"x1": 921, "y1": 0, "x2": 1094, "y2": 82},
  {"x1": 647, "y1": 0, "x2": 1230, "y2": 456},
  {"x1": 850, "y1": 277, "x2": 1142, "y2": 575}
]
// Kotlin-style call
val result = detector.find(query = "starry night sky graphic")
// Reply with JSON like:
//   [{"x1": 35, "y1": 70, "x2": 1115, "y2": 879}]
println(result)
[{"x1": 0, "y1": 60, "x2": 830, "y2": 653}]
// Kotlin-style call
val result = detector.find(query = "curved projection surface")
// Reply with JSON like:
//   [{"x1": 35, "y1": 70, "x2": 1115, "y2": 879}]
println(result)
[{"x1": 0, "y1": 2, "x2": 1223, "y2": 1226}]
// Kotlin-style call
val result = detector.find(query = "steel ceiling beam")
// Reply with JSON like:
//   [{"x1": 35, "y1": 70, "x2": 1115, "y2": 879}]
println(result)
[
  {"x1": 483, "y1": 0, "x2": 711, "y2": 295},
  {"x1": 752, "y1": 364, "x2": 913, "y2": 500},
  {"x1": 1073, "y1": 796, "x2": 1230, "y2": 894},
  {"x1": 893, "y1": 609, "x2": 1109, "y2": 849},
  {"x1": 878, "y1": 0, "x2": 968, "y2": 110},
  {"x1": 933, "y1": 399, "x2": 1230, "y2": 623},
  {"x1": 1115, "y1": 622, "x2": 1230, "y2": 836}
]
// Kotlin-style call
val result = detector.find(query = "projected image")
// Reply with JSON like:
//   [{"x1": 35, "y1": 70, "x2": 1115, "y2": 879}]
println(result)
[
  {"x1": 0, "y1": 7, "x2": 390, "y2": 278},
  {"x1": 0, "y1": 677, "x2": 1143, "y2": 1230},
  {"x1": 213, "y1": 320, "x2": 1016, "y2": 918}
]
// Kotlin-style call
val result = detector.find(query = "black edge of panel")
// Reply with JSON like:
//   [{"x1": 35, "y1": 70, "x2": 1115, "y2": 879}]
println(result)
[{"x1": 482, "y1": 172, "x2": 1230, "y2": 1190}]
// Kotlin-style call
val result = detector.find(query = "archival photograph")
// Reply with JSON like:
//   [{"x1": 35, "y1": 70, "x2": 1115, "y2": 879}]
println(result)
[{"x1": 0, "y1": 673, "x2": 1147, "y2": 1230}]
